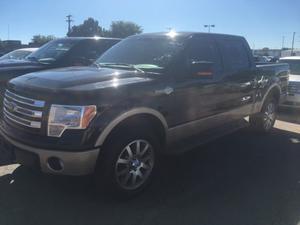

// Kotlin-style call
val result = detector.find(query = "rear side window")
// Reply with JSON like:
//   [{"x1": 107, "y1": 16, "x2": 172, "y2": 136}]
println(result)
[
  {"x1": 70, "y1": 39, "x2": 119, "y2": 63},
  {"x1": 186, "y1": 37, "x2": 222, "y2": 74},
  {"x1": 218, "y1": 38, "x2": 250, "y2": 72}
]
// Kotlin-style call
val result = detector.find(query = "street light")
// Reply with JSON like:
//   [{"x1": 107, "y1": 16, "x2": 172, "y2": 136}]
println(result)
[{"x1": 204, "y1": 24, "x2": 215, "y2": 33}]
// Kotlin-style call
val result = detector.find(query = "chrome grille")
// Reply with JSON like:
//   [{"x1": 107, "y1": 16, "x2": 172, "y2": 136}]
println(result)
[
  {"x1": 288, "y1": 82, "x2": 300, "y2": 95},
  {"x1": 3, "y1": 90, "x2": 45, "y2": 129}
]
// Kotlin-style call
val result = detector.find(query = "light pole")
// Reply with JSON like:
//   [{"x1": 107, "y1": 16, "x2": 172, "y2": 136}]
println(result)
[
  {"x1": 282, "y1": 36, "x2": 285, "y2": 49},
  {"x1": 204, "y1": 24, "x2": 215, "y2": 33},
  {"x1": 291, "y1": 32, "x2": 296, "y2": 56}
]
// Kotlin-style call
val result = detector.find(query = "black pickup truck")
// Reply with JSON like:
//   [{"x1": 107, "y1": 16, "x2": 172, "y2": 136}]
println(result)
[
  {"x1": 0, "y1": 32, "x2": 289, "y2": 197},
  {"x1": 0, "y1": 37, "x2": 120, "y2": 105}
]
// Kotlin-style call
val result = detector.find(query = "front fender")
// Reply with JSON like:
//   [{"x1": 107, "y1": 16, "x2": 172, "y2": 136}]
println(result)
[{"x1": 93, "y1": 107, "x2": 168, "y2": 147}]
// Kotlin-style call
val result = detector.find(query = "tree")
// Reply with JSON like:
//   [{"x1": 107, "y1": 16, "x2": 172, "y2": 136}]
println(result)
[
  {"x1": 109, "y1": 21, "x2": 143, "y2": 38},
  {"x1": 67, "y1": 18, "x2": 108, "y2": 37},
  {"x1": 31, "y1": 35, "x2": 55, "y2": 46}
]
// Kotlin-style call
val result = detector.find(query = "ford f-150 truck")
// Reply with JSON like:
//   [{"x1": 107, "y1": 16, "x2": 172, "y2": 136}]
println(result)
[{"x1": 0, "y1": 32, "x2": 289, "y2": 197}]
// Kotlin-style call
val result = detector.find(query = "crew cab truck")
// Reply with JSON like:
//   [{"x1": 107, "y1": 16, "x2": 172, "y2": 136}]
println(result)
[{"x1": 0, "y1": 32, "x2": 289, "y2": 197}]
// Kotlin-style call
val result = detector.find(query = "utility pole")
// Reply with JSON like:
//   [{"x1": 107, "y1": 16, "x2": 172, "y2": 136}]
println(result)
[
  {"x1": 66, "y1": 15, "x2": 73, "y2": 35},
  {"x1": 204, "y1": 24, "x2": 215, "y2": 33},
  {"x1": 282, "y1": 36, "x2": 285, "y2": 49},
  {"x1": 7, "y1": 25, "x2": 10, "y2": 40},
  {"x1": 291, "y1": 32, "x2": 296, "y2": 56}
]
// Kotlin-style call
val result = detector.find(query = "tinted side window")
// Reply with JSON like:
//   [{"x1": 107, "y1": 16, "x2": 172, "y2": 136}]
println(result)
[
  {"x1": 68, "y1": 40, "x2": 119, "y2": 65},
  {"x1": 186, "y1": 37, "x2": 222, "y2": 74},
  {"x1": 218, "y1": 38, "x2": 250, "y2": 72}
]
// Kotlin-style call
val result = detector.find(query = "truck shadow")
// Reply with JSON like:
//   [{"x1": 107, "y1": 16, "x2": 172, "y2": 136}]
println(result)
[{"x1": 1, "y1": 128, "x2": 300, "y2": 225}]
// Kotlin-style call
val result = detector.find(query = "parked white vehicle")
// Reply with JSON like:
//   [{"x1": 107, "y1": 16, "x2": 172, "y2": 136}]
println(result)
[
  {"x1": 279, "y1": 56, "x2": 300, "y2": 107},
  {"x1": 0, "y1": 48, "x2": 38, "y2": 61}
]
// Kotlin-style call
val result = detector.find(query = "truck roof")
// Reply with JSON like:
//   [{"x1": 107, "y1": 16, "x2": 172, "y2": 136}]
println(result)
[
  {"x1": 134, "y1": 32, "x2": 245, "y2": 40},
  {"x1": 55, "y1": 37, "x2": 122, "y2": 41}
]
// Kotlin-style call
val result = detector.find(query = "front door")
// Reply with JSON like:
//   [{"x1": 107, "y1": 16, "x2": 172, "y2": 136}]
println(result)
[{"x1": 170, "y1": 35, "x2": 225, "y2": 130}]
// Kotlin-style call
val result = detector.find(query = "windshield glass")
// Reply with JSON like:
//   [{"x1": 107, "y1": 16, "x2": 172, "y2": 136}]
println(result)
[
  {"x1": 280, "y1": 60, "x2": 300, "y2": 75},
  {"x1": 96, "y1": 35, "x2": 185, "y2": 72},
  {"x1": 26, "y1": 39, "x2": 79, "y2": 64},
  {"x1": 0, "y1": 50, "x2": 32, "y2": 60}
]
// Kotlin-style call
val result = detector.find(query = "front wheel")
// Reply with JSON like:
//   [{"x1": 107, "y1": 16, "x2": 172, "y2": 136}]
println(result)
[
  {"x1": 249, "y1": 97, "x2": 277, "y2": 133},
  {"x1": 94, "y1": 127, "x2": 159, "y2": 198}
]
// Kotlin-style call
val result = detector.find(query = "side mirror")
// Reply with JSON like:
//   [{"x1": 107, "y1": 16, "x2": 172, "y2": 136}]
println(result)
[{"x1": 188, "y1": 61, "x2": 214, "y2": 77}]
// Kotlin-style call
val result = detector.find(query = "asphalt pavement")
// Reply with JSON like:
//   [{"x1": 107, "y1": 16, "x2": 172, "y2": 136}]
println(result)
[{"x1": 1, "y1": 109, "x2": 300, "y2": 225}]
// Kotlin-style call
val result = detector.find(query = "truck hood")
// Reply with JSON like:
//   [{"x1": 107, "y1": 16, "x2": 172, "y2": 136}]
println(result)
[
  {"x1": 289, "y1": 74, "x2": 300, "y2": 82},
  {"x1": 9, "y1": 66, "x2": 153, "y2": 92},
  {"x1": 0, "y1": 59, "x2": 44, "y2": 71}
]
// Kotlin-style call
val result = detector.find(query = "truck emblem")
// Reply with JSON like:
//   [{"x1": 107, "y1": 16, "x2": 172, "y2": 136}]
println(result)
[{"x1": 6, "y1": 101, "x2": 17, "y2": 112}]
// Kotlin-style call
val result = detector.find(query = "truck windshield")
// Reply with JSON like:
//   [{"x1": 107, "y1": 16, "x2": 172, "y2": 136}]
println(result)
[
  {"x1": 26, "y1": 39, "x2": 79, "y2": 64},
  {"x1": 95, "y1": 35, "x2": 185, "y2": 72},
  {"x1": 279, "y1": 60, "x2": 300, "y2": 75}
]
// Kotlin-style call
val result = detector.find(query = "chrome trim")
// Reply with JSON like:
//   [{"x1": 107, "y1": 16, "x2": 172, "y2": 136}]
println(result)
[
  {"x1": 94, "y1": 107, "x2": 168, "y2": 147},
  {"x1": 5, "y1": 90, "x2": 45, "y2": 108},
  {"x1": 4, "y1": 98, "x2": 43, "y2": 118},
  {"x1": 4, "y1": 107, "x2": 41, "y2": 128}
]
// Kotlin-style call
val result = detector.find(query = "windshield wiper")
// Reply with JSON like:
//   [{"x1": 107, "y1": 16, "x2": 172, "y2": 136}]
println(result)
[{"x1": 98, "y1": 63, "x2": 145, "y2": 73}]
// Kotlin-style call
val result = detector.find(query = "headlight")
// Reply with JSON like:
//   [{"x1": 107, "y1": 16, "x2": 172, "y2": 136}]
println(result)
[{"x1": 48, "y1": 105, "x2": 97, "y2": 137}]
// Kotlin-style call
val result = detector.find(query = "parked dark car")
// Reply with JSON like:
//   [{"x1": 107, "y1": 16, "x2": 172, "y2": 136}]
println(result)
[
  {"x1": 0, "y1": 48, "x2": 38, "y2": 61},
  {"x1": 1, "y1": 32, "x2": 289, "y2": 197},
  {"x1": 0, "y1": 37, "x2": 120, "y2": 108}
]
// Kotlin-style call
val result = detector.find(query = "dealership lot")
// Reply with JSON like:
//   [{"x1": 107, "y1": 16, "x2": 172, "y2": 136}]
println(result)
[{"x1": 1, "y1": 109, "x2": 300, "y2": 225}]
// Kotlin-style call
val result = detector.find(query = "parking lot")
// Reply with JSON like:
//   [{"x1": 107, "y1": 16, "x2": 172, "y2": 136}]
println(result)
[{"x1": 0, "y1": 109, "x2": 300, "y2": 225}]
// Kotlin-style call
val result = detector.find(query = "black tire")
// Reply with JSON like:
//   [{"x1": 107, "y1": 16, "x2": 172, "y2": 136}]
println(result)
[
  {"x1": 249, "y1": 96, "x2": 278, "y2": 133},
  {"x1": 94, "y1": 125, "x2": 160, "y2": 198}
]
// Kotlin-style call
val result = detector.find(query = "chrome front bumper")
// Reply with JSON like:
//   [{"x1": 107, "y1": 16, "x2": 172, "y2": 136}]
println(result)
[
  {"x1": 280, "y1": 94, "x2": 300, "y2": 108},
  {"x1": 0, "y1": 128, "x2": 100, "y2": 176}
]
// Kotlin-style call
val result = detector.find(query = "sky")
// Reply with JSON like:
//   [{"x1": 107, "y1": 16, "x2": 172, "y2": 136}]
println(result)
[{"x1": 0, "y1": 0, "x2": 299, "y2": 49}]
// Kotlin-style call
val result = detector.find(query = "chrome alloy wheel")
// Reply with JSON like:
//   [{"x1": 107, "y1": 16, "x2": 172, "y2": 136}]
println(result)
[
  {"x1": 114, "y1": 140, "x2": 155, "y2": 190},
  {"x1": 263, "y1": 102, "x2": 276, "y2": 130}
]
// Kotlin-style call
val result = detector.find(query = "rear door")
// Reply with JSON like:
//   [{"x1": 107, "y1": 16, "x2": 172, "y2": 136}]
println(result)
[{"x1": 214, "y1": 37, "x2": 256, "y2": 119}]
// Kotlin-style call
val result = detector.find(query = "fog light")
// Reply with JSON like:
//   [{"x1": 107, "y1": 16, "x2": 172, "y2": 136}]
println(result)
[{"x1": 47, "y1": 157, "x2": 64, "y2": 172}]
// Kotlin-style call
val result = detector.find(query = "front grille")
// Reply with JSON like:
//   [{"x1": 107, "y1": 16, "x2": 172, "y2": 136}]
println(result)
[
  {"x1": 288, "y1": 82, "x2": 300, "y2": 95},
  {"x1": 3, "y1": 90, "x2": 45, "y2": 129}
]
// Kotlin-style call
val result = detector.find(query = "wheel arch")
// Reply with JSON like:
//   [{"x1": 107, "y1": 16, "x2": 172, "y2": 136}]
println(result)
[
  {"x1": 94, "y1": 107, "x2": 168, "y2": 148},
  {"x1": 259, "y1": 84, "x2": 281, "y2": 111}
]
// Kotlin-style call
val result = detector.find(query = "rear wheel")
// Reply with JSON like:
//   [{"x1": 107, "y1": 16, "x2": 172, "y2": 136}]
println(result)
[
  {"x1": 249, "y1": 96, "x2": 278, "y2": 133},
  {"x1": 94, "y1": 126, "x2": 160, "y2": 198}
]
